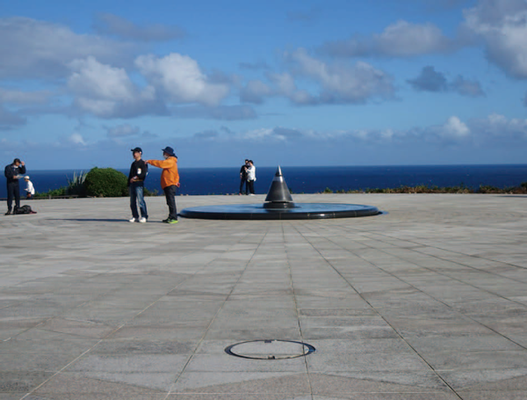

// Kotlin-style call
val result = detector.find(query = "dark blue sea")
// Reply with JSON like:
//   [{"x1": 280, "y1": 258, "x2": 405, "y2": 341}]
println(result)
[{"x1": 1, "y1": 165, "x2": 527, "y2": 198}]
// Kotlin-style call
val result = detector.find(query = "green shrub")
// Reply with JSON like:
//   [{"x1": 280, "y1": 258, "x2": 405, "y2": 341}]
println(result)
[
  {"x1": 84, "y1": 167, "x2": 128, "y2": 197},
  {"x1": 144, "y1": 187, "x2": 159, "y2": 196},
  {"x1": 34, "y1": 187, "x2": 67, "y2": 198}
]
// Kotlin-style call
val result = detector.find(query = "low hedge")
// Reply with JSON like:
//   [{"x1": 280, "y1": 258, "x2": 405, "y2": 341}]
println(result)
[{"x1": 84, "y1": 167, "x2": 128, "y2": 197}]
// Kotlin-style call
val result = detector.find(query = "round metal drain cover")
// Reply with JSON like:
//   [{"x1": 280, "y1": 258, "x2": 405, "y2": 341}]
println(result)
[{"x1": 225, "y1": 339, "x2": 315, "y2": 360}]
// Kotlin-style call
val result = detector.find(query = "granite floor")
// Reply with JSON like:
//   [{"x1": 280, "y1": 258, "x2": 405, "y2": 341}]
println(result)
[{"x1": 1, "y1": 193, "x2": 527, "y2": 399}]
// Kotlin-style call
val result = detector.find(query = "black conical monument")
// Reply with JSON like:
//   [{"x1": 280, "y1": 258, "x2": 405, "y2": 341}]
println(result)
[{"x1": 264, "y1": 166, "x2": 296, "y2": 209}]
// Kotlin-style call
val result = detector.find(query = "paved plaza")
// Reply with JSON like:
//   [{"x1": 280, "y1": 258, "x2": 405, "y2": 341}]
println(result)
[{"x1": 1, "y1": 193, "x2": 527, "y2": 399}]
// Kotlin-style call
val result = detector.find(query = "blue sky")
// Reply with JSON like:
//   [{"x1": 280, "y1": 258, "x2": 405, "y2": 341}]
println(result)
[{"x1": 1, "y1": 0, "x2": 527, "y2": 169}]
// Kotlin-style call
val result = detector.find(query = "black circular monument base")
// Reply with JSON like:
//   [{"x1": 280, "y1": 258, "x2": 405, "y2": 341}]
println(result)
[{"x1": 180, "y1": 203, "x2": 380, "y2": 220}]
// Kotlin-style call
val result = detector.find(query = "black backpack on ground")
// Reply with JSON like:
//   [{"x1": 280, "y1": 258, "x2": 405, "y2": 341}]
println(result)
[{"x1": 14, "y1": 205, "x2": 36, "y2": 214}]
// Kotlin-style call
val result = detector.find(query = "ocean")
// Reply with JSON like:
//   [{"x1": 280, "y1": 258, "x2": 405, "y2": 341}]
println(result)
[{"x1": 1, "y1": 164, "x2": 527, "y2": 198}]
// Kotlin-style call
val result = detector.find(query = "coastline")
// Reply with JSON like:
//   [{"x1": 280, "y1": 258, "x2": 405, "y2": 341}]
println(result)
[{"x1": 2, "y1": 164, "x2": 527, "y2": 198}]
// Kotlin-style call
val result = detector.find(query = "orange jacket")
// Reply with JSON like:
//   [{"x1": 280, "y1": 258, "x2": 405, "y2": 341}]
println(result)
[{"x1": 146, "y1": 157, "x2": 179, "y2": 189}]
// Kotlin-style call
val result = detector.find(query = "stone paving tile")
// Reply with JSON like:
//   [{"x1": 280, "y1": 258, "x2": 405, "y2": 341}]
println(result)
[
  {"x1": 426, "y1": 350, "x2": 527, "y2": 371},
  {"x1": 0, "y1": 371, "x2": 53, "y2": 393},
  {"x1": 310, "y1": 395, "x2": 460, "y2": 399},
  {"x1": 32, "y1": 372, "x2": 169, "y2": 397},
  {"x1": 91, "y1": 339, "x2": 198, "y2": 355},
  {"x1": 0, "y1": 394, "x2": 29, "y2": 400},
  {"x1": 170, "y1": 372, "x2": 310, "y2": 394},
  {"x1": 309, "y1": 373, "x2": 456, "y2": 397},
  {"x1": 167, "y1": 395, "x2": 310, "y2": 400},
  {"x1": 184, "y1": 354, "x2": 307, "y2": 373},
  {"x1": 1, "y1": 194, "x2": 527, "y2": 399},
  {"x1": 438, "y1": 368, "x2": 527, "y2": 391},
  {"x1": 457, "y1": 393, "x2": 527, "y2": 400},
  {"x1": 306, "y1": 348, "x2": 430, "y2": 373}
]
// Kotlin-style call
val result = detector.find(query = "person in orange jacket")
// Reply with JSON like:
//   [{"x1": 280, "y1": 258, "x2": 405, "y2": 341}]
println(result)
[{"x1": 146, "y1": 146, "x2": 180, "y2": 224}]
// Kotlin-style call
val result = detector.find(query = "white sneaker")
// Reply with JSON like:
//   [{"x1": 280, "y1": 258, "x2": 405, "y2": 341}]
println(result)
[
  {"x1": 139, "y1": 217, "x2": 147, "y2": 223},
  {"x1": 129, "y1": 217, "x2": 137, "y2": 223},
  {"x1": 249, "y1": 193, "x2": 255, "y2": 196}
]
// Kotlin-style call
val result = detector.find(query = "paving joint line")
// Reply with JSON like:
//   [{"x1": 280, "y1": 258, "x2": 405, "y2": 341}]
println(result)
[
  {"x1": 282, "y1": 222, "x2": 315, "y2": 400},
  {"x1": 165, "y1": 228, "x2": 269, "y2": 398},
  {"x1": 5, "y1": 245, "x2": 201, "y2": 343},
  {"x1": 337, "y1": 231, "x2": 527, "y2": 353},
  {"x1": 293, "y1": 223, "x2": 464, "y2": 400},
  {"x1": 306, "y1": 224, "x2": 527, "y2": 352},
  {"x1": 18, "y1": 240, "x2": 241, "y2": 400},
  {"x1": 361, "y1": 225, "x2": 527, "y2": 272}
]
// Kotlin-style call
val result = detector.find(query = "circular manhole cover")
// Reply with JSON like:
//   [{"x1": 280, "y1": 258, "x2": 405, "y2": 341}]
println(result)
[{"x1": 225, "y1": 339, "x2": 315, "y2": 360}]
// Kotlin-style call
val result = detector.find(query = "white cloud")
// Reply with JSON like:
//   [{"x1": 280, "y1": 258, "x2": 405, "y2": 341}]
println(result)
[
  {"x1": 471, "y1": 112, "x2": 527, "y2": 140},
  {"x1": 0, "y1": 88, "x2": 52, "y2": 104},
  {"x1": 239, "y1": 51, "x2": 396, "y2": 106},
  {"x1": 193, "y1": 130, "x2": 219, "y2": 140},
  {"x1": 407, "y1": 66, "x2": 448, "y2": 92},
  {"x1": 67, "y1": 57, "x2": 163, "y2": 119},
  {"x1": 451, "y1": 76, "x2": 485, "y2": 97},
  {"x1": 407, "y1": 67, "x2": 485, "y2": 97},
  {"x1": 442, "y1": 116, "x2": 471, "y2": 137},
  {"x1": 463, "y1": 0, "x2": 527, "y2": 78},
  {"x1": 201, "y1": 115, "x2": 476, "y2": 146},
  {"x1": 68, "y1": 57, "x2": 137, "y2": 102},
  {"x1": 136, "y1": 53, "x2": 230, "y2": 106},
  {"x1": 105, "y1": 124, "x2": 140, "y2": 138},
  {"x1": 65, "y1": 56, "x2": 244, "y2": 120},
  {"x1": 376, "y1": 21, "x2": 453, "y2": 56},
  {"x1": 67, "y1": 133, "x2": 86, "y2": 146},
  {"x1": 0, "y1": 17, "x2": 136, "y2": 79},
  {"x1": 171, "y1": 104, "x2": 257, "y2": 120},
  {"x1": 240, "y1": 80, "x2": 273, "y2": 104},
  {"x1": 320, "y1": 20, "x2": 454, "y2": 58},
  {"x1": 285, "y1": 49, "x2": 395, "y2": 104},
  {"x1": 239, "y1": 60, "x2": 271, "y2": 71},
  {"x1": 269, "y1": 73, "x2": 297, "y2": 95},
  {"x1": 94, "y1": 13, "x2": 185, "y2": 42},
  {"x1": 0, "y1": 88, "x2": 52, "y2": 129},
  {"x1": 0, "y1": 107, "x2": 26, "y2": 130}
]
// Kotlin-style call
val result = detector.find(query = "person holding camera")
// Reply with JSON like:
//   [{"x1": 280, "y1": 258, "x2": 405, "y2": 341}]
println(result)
[
  {"x1": 4, "y1": 158, "x2": 26, "y2": 215},
  {"x1": 239, "y1": 159, "x2": 249, "y2": 195}
]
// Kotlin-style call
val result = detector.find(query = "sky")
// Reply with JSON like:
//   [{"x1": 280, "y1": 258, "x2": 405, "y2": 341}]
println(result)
[{"x1": 1, "y1": 0, "x2": 527, "y2": 170}]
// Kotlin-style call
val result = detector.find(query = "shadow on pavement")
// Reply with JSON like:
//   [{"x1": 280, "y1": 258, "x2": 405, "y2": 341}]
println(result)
[{"x1": 49, "y1": 218, "x2": 168, "y2": 223}]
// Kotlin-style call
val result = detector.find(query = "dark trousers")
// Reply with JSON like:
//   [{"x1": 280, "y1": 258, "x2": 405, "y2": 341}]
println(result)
[
  {"x1": 163, "y1": 185, "x2": 178, "y2": 219},
  {"x1": 239, "y1": 178, "x2": 247, "y2": 194},
  {"x1": 7, "y1": 181, "x2": 20, "y2": 211},
  {"x1": 129, "y1": 183, "x2": 148, "y2": 220},
  {"x1": 247, "y1": 180, "x2": 255, "y2": 194}
]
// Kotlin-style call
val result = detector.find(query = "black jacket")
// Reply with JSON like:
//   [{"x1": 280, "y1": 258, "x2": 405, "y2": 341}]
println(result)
[
  {"x1": 128, "y1": 159, "x2": 148, "y2": 186},
  {"x1": 4, "y1": 163, "x2": 26, "y2": 184},
  {"x1": 240, "y1": 164, "x2": 248, "y2": 179}
]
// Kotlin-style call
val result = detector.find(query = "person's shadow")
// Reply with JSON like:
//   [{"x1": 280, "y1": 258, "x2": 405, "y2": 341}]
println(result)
[{"x1": 50, "y1": 218, "x2": 170, "y2": 223}]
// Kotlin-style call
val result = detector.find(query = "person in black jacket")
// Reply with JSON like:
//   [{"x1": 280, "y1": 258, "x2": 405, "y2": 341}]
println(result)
[
  {"x1": 128, "y1": 147, "x2": 149, "y2": 223},
  {"x1": 239, "y1": 159, "x2": 249, "y2": 195},
  {"x1": 4, "y1": 158, "x2": 26, "y2": 215}
]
